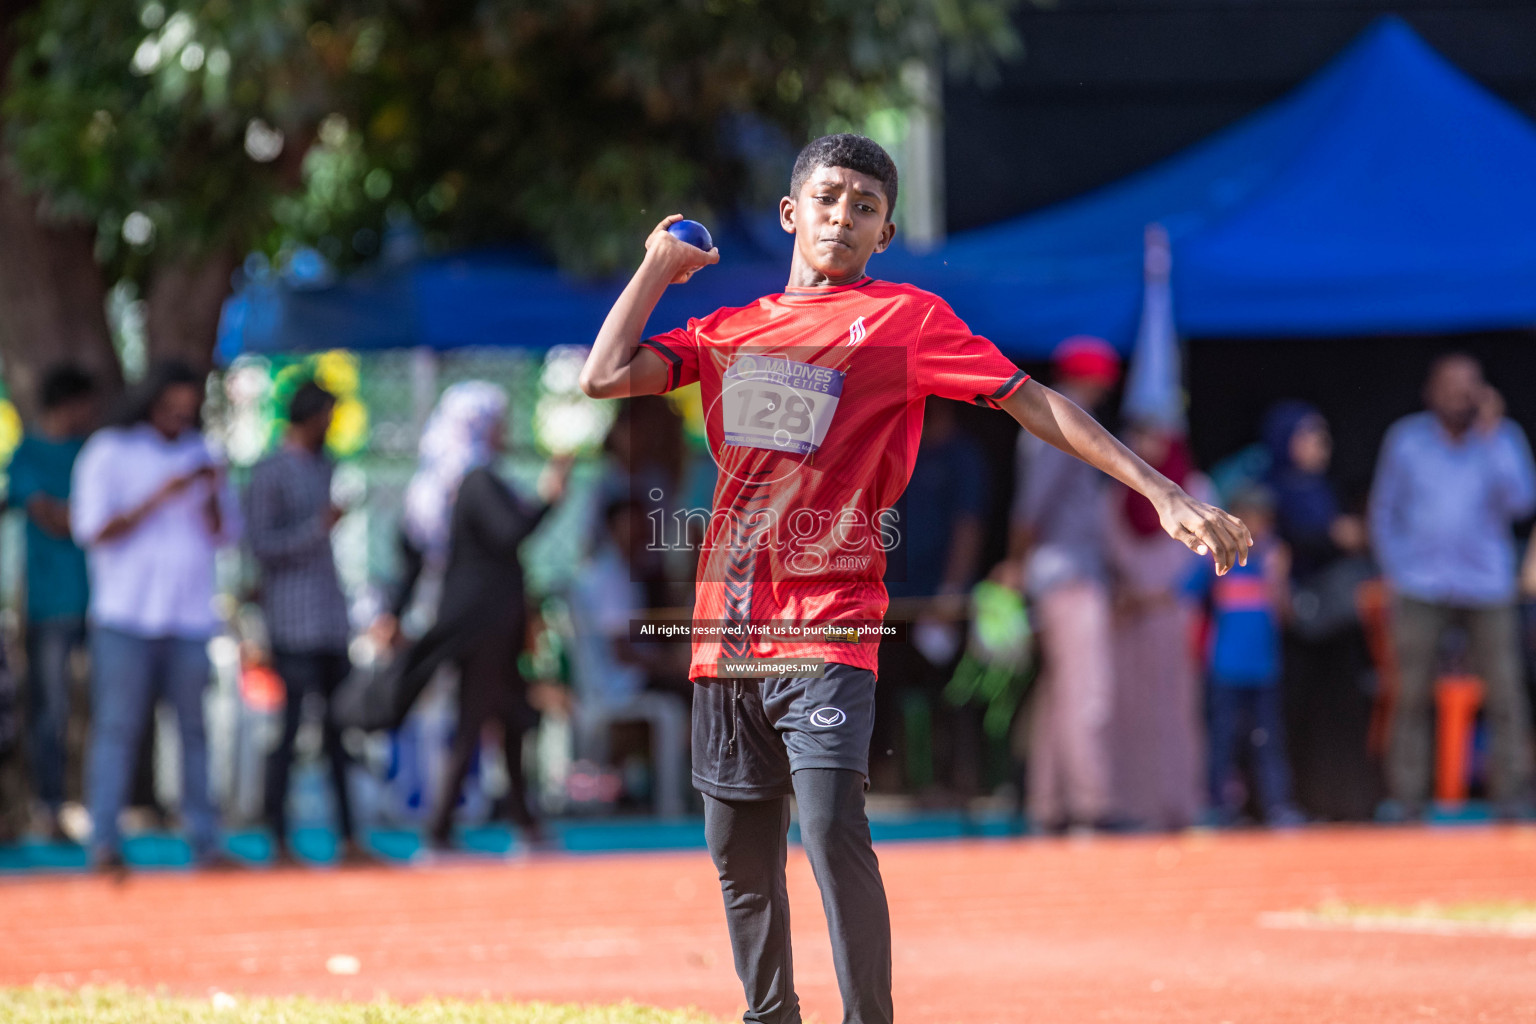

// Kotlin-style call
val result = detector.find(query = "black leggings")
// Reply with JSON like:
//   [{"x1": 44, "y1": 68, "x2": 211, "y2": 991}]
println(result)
[
  {"x1": 265, "y1": 649, "x2": 356, "y2": 846},
  {"x1": 427, "y1": 624, "x2": 538, "y2": 843},
  {"x1": 703, "y1": 767, "x2": 892, "y2": 1024}
]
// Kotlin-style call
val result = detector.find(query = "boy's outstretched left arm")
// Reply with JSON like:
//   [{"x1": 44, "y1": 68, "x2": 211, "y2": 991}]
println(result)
[{"x1": 999, "y1": 378, "x2": 1252, "y2": 574}]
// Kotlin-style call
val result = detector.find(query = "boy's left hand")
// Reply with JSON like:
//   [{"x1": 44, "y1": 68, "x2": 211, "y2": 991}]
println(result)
[{"x1": 1154, "y1": 486, "x2": 1252, "y2": 575}]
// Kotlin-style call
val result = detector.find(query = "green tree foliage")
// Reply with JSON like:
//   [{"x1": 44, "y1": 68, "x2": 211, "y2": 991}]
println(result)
[
  {"x1": 5, "y1": 0, "x2": 328, "y2": 284},
  {"x1": 7, "y1": 0, "x2": 1018, "y2": 284}
]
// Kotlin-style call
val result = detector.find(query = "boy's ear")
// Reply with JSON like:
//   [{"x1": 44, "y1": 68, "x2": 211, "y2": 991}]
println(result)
[
  {"x1": 873, "y1": 219, "x2": 897, "y2": 253},
  {"x1": 779, "y1": 195, "x2": 796, "y2": 234}
]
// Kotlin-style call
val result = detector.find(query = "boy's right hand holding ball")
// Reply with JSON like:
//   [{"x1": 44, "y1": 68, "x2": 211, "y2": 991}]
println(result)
[{"x1": 645, "y1": 214, "x2": 719, "y2": 284}]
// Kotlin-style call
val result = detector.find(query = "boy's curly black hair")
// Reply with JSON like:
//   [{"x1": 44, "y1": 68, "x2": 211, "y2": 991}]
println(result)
[{"x1": 789, "y1": 134, "x2": 898, "y2": 218}]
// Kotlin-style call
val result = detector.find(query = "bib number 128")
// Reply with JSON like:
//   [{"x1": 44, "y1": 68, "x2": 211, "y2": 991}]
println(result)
[
  {"x1": 720, "y1": 354, "x2": 844, "y2": 456},
  {"x1": 735, "y1": 390, "x2": 815, "y2": 434}
]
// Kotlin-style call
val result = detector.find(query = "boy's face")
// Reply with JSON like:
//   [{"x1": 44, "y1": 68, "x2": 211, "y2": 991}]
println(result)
[
  {"x1": 51, "y1": 396, "x2": 98, "y2": 437},
  {"x1": 780, "y1": 165, "x2": 896, "y2": 284}
]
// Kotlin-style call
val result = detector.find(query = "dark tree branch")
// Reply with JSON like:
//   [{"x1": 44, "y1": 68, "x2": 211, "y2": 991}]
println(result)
[{"x1": 144, "y1": 248, "x2": 242, "y2": 374}]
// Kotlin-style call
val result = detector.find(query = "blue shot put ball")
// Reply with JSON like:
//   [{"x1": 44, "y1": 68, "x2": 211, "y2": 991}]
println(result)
[{"x1": 667, "y1": 219, "x2": 713, "y2": 251}]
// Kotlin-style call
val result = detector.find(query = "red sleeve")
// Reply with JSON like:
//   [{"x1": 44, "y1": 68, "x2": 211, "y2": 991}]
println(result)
[
  {"x1": 638, "y1": 320, "x2": 703, "y2": 393},
  {"x1": 916, "y1": 298, "x2": 1029, "y2": 408}
]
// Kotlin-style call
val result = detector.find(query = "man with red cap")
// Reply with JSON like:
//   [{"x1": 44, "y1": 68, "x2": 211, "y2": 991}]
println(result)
[{"x1": 1007, "y1": 336, "x2": 1125, "y2": 832}]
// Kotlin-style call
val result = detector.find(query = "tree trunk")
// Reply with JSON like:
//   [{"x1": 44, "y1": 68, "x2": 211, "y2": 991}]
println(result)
[
  {"x1": 144, "y1": 249, "x2": 242, "y2": 375},
  {"x1": 0, "y1": 162, "x2": 122, "y2": 423}
]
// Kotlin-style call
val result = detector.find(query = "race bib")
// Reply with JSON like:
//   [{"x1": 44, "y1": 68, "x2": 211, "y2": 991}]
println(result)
[{"x1": 721, "y1": 354, "x2": 845, "y2": 455}]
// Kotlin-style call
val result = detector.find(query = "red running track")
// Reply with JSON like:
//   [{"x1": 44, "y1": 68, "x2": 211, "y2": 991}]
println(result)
[{"x1": 3, "y1": 826, "x2": 1536, "y2": 1023}]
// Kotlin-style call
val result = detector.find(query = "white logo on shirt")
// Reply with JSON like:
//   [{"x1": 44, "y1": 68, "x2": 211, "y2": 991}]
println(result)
[
  {"x1": 847, "y1": 316, "x2": 867, "y2": 346},
  {"x1": 810, "y1": 706, "x2": 847, "y2": 728}
]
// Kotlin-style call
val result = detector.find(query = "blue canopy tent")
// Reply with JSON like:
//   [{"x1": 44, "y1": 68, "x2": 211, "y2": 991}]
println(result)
[
  {"x1": 220, "y1": 17, "x2": 1536, "y2": 361},
  {"x1": 885, "y1": 15, "x2": 1536, "y2": 355},
  {"x1": 217, "y1": 221, "x2": 793, "y2": 361}
]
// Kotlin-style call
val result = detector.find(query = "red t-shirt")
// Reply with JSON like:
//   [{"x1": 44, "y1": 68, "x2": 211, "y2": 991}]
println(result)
[{"x1": 641, "y1": 277, "x2": 1028, "y2": 681}]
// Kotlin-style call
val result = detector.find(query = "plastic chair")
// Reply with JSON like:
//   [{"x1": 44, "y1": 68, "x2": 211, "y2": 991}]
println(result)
[
  {"x1": 1356, "y1": 579, "x2": 1485, "y2": 803},
  {"x1": 1433, "y1": 674, "x2": 1484, "y2": 804}
]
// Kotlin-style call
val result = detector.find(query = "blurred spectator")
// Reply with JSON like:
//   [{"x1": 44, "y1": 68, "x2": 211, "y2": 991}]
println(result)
[
  {"x1": 0, "y1": 617, "x2": 19, "y2": 841},
  {"x1": 1264, "y1": 402, "x2": 1368, "y2": 578},
  {"x1": 591, "y1": 398, "x2": 707, "y2": 621},
  {"x1": 1370, "y1": 354, "x2": 1536, "y2": 818},
  {"x1": 589, "y1": 397, "x2": 684, "y2": 564},
  {"x1": 568, "y1": 497, "x2": 689, "y2": 818},
  {"x1": 1104, "y1": 423, "x2": 1205, "y2": 830},
  {"x1": 1190, "y1": 487, "x2": 1303, "y2": 827},
  {"x1": 71, "y1": 362, "x2": 239, "y2": 872},
  {"x1": 245, "y1": 381, "x2": 371, "y2": 865},
  {"x1": 9, "y1": 365, "x2": 98, "y2": 839},
  {"x1": 1522, "y1": 540, "x2": 1536, "y2": 739},
  {"x1": 378, "y1": 382, "x2": 570, "y2": 851},
  {"x1": 1007, "y1": 336, "x2": 1121, "y2": 832},
  {"x1": 877, "y1": 397, "x2": 990, "y2": 795},
  {"x1": 1260, "y1": 401, "x2": 1377, "y2": 820}
]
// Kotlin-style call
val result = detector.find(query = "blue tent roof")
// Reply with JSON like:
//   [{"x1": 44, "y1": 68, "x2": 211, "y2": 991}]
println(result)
[
  {"x1": 218, "y1": 223, "x2": 792, "y2": 361},
  {"x1": 220, "y1": 17, "x2": 1536, "y2": 361},
  {"x1": 887, "y1": 15, "x2": 1536, "y2": 354}
]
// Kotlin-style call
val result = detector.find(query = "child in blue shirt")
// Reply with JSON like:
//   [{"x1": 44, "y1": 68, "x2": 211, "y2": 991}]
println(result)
[{"x1": 1188, "y1": 486, "x2": 1303, "y2": 826}]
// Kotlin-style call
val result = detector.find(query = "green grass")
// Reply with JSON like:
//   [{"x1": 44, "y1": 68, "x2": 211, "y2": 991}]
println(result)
[
  {"x1": 0, "y1": 989, "x2": 731, "y2": 1024},
  {"x1": 1311, "y1": 899, "x2": 1536, "y2": 925}
]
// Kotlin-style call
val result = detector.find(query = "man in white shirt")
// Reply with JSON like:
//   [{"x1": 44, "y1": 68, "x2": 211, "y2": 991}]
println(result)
[{"x1": 71, "y1": 362, "x2": 240, "y2": 873}]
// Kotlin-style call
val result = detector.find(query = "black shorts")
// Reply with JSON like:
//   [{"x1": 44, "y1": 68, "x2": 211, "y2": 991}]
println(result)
[{"x1": 692, "y1": 662, "x2": 877, "y2": 801}]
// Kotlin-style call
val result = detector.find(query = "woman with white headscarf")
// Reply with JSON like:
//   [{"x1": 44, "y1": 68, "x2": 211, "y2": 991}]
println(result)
[{"x1": 376, "y1": 381, "x2": 571, "y2": 851}]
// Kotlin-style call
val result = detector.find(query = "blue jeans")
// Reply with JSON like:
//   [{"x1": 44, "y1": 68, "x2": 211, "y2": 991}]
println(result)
[
  {"x1": 1208, "y1": 683, "x2": 1295, "y2": 820},
  {"x1": 26, "y1": 618, "x2": 86, "y2": 810},
  {"x1": 87, "y1": 627, "x2": 219, "y2": 858}
]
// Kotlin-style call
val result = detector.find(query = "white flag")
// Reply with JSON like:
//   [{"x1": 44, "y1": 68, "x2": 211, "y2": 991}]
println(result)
[{"x1": 1122, "y1": 223, "x2": 1186, "y2": 432}]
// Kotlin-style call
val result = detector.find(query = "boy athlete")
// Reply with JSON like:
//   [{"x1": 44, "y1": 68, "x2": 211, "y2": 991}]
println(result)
[{"x1": 581, "y1": 134, "x2": 1250, "y2": 1024}]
